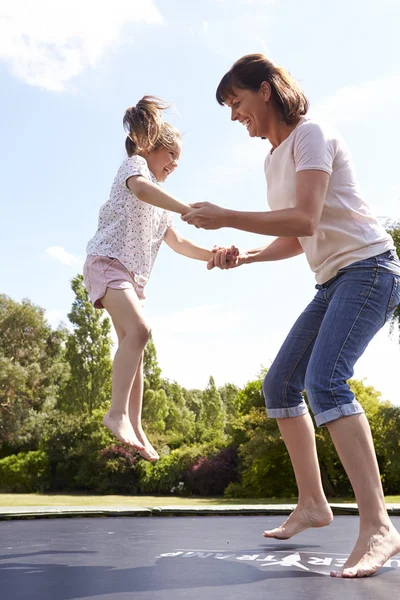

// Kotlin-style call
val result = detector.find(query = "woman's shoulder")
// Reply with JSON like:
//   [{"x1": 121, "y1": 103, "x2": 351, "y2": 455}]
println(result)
[{"x1": 295, "y1": 116, "x2": 342, "y2": 143}]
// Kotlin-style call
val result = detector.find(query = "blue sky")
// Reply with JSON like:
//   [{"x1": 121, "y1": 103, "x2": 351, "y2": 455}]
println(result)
[{"x1": 1, "y1": 0, "x2": 399, "y2": 403}]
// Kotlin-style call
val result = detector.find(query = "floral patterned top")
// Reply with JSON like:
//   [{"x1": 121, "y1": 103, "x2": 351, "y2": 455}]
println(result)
[{"x1": 86, "y1": 155, "x2": 174, "y2": 288}]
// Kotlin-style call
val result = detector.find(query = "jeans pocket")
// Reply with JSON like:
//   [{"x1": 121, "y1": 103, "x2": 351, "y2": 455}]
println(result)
[{"x1": 385, "y1": 276, "x2": 400, "y2": 322}]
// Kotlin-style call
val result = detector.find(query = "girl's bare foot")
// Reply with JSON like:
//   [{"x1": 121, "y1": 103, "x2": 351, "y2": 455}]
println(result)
[
  {"x1": 331, "y1": 523, "x2": 400, "y2": 578},
  {"x1": 103, "y1": 412, "x2": 145, "y2": 450},
  {"x1": 132, "y1": 425, "x2": 160, "y2": 462},
  {"x1": 263, "y1": 502, "x2": 333, "y2": 540}
]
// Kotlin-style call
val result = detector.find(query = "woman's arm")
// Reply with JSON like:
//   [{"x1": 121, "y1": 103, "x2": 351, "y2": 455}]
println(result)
[
  {"x1": 182, "y1": 170, "x2": 330, "y2": 236},
  {"x1": 163, "y1": 227, "x2": 214, "y2": 261},
  {"x1": 128, "y1": 176, "x2": 190, "y2": 214}
]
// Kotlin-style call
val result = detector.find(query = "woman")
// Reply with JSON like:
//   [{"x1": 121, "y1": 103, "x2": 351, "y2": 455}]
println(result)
[{"x1": 182, "y1": 54, "x2": 400, "y2": 578}]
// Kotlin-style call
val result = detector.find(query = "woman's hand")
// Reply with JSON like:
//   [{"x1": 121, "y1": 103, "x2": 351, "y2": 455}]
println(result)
[
  {"x1": 181, "y1": 202, "x2": 229, "y2": 230},
  {"x1": 207, "y1": 245, "x2": 248, "y2": 270}
]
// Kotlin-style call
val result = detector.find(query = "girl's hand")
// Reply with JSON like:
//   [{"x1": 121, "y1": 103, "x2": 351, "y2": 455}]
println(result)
[
  {"x1": 207, "y1": 245, "x2": 245, "y2": 270},
  {"x1": 181, "y1": 202, "x2": 228, "y2": 230}
]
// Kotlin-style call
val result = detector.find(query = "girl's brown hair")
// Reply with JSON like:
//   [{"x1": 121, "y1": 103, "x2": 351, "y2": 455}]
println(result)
[
  {"x1": 123, "y1": 96, "x2": 180, "y2": 157},
  {"x1": 216, "y1": 54, "x2": 308, "y2": 125}
]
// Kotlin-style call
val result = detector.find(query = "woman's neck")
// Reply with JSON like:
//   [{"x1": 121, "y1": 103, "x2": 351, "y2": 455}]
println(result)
[{"x1": 267, "y1": 117, "x2": 302, "y2": 151}]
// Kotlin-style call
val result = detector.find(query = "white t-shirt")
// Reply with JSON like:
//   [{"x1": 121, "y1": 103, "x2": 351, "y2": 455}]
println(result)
[
  {"x1": 86, "y1": 155, "x2": 174, "y2": 287},
  {"x1": 264, "y1": 117, "x2": 395, "y2": 284}
]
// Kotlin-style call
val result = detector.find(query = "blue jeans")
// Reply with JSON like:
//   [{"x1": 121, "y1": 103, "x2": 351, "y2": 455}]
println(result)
[{"x1": 263, "y1": 250, "x2": 400, "y2": 426}]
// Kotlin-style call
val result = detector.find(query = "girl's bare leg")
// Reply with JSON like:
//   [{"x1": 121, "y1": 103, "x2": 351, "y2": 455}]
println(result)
[
  {"x1": 127, "y1": 354, "x2": 159, "y2": 461},
  {"x1": 101, "y1": 287, "x2": 149, "y2": 450}
]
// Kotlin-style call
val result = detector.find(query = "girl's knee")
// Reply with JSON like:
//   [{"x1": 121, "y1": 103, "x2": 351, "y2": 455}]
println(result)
[{"x1": 124, "y1": 321, "x2": 151, "y2": 348}]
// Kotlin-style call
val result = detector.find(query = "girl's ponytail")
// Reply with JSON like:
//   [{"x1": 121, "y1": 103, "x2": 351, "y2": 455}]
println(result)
[{"x1": 123, "y1": 96, "x2": 176, "y2": 156}]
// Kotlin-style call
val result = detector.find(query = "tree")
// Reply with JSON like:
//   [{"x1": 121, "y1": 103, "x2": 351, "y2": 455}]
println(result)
[
  {"x1": 0, "y1": 295, "x2": 68, "y2": 448},
  {"x1": 385, "y1": 219, "x2": 400, "y2": 336},
  {"x1": 198, "y1": 376, "x2": 226, "y2": 442},
  {"x1": 57, "y1": 275, "x2": 112, "y2": 415},
  {"x1": 143, "y1": 336, "x2": 162, "y2": 391}
]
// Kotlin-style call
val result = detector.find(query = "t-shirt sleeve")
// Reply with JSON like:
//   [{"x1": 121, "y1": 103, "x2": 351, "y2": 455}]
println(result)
[
  {"x1": 293, "y1": 122, "x2": 335, "y2": 175},
  {"x1": 166, "y1": 211, "x2": 174, "y2": 228},
  {"x1": 121, "y1": 155, "x2": 152, "y2": 187}
]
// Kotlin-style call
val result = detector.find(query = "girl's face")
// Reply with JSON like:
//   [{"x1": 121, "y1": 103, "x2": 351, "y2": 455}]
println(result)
[
  {"x1": 226, "y1": 83, "x2": 271, "y2": 138},
  {"x1": 145, "y1": 139, "x2": 182, "y2": 183}
]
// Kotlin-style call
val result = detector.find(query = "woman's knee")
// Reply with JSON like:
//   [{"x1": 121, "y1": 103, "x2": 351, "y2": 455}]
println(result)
[{"x1": 263, "y1": 369, "x2": 283, "y2": 409}]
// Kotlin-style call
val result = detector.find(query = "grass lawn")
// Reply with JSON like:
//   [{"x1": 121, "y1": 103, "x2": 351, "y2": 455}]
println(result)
[{"x1": 0, "y1": 494, "x2": 399, "y2": 507}]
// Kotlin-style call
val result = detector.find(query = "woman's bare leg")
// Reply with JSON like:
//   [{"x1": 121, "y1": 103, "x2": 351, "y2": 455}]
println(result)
[
  {"x1": 327, "y1": 414, "x2": 400, "y2": 577},
  {"x1": 263, "y1": 413, "x2": 333, "y2": 539}
]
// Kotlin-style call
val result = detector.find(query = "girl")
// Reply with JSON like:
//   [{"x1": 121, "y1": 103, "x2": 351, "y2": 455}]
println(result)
[
  {"x1": 84, "y1": 96, "x2": 235, "y2": 461},
  {"x1": 182, "y1": 55, "x2": 400, "y2": 578}
]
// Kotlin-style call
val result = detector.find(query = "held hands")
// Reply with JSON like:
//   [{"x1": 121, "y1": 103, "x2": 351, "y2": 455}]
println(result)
[
  {"x1": 207, "y1": 245, "x2": 248, "y2": 270},
  {"x1": 181, "y1": 202, "x2": 227, "y2": 230}
]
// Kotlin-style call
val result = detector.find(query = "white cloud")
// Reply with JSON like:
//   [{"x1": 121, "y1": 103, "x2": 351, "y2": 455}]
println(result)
[
  {"x1": 311, "y1": 75, "x2": 400, "y2": 126},
  {"x1": 45, "y1": 246, "x2": 83, "y2": 267},
  {"x1": 0, "y1": 0, "x2": 163, "y2": 91}
]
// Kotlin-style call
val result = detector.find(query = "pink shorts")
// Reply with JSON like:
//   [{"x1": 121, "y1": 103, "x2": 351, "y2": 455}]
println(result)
[{"x1": 83, "y1": 255, "x2": 146, "y2": 309}]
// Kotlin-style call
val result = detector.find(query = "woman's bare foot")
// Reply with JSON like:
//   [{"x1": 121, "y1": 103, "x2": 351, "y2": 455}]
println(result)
[
  {"x1": 103, "y1": 412, "x2": 145, "y2": 450},
  {"x1": 133, "y1": 426, "x2": 160, "y2": 462},
  {"x1": 331, "y1": 523, "x2": 400, "y2": 578},
  {"x1": 263, "y1": 502, "x2": 333, "y2": 540}
]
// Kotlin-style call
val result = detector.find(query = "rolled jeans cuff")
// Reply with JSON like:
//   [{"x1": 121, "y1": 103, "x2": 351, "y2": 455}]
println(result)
[
  {"x1": 266, "y1": 404, "x2": 309, "y2": 419},
  {"x1": 314, "y1": 400, "x2": 364, "y2": 426}
]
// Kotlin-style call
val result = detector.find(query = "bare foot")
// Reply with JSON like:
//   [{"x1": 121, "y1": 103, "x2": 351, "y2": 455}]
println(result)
[
  {"x1": 103, "y1": 412, "x2": 145, "y2": 451},
  {"x1": 331, "y1": 523, "x2": 400, "y2": 578},
  {"x1": 263, "y1": 502, "x2": 333, "y2": 540},
  {"x1": 133, "y1": 426, "x2": 160, "y2": 462}
]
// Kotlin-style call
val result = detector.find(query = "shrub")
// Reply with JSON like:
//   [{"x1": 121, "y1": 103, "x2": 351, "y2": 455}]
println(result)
[
  {"x1": 0, "y1": 450, "x2": 50, "y2": 492},
  {"x1": 184, "y1": 446, "x2": 239, "y2": 496},
  {"x1": 137, "y1": 444, "x2": 218, "y2": 495}
]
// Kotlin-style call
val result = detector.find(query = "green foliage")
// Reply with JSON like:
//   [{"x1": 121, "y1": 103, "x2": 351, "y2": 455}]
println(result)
[
  {"x1": 94, "y1": 445, "x2": 140, "y2": 494},
  {"x1": 225, "y1": 408, "x2": 297, "y2": 498},
  {"x1": 236, "y1": 376, "x2": 265, "y2": 415},
  {"x1": 195, "y1": 376, "x2": 226, "y2": 443},
  {"x1": 136, "y1": 444, "x2": 218, "y2": 495},
  {"x1": 57, "y1": 275, "x2": 112, "y2": 415},
  {"x1": 143, "y1": 337, "x2": 162, "y2": 390},
  {"x1": 0, "y1": 450, "x2": 50, "y2": 492},
  {"x1": 385, "y1": 219, "x2": 400, "y2": 336},
  {"x1": 0, "y1": 294, "x2": 69, "y2": 447},
  {"x1": 37, "y1": 409, "x2": 111, "y2": 491}
]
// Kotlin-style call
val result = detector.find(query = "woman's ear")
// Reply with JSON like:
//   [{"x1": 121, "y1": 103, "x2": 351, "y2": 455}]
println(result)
[{"x1": 260, "y1": 81, "x2": 272, "y2": 102}]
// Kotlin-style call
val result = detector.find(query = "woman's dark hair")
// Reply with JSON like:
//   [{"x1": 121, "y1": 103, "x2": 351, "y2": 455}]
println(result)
[
  {"x1": 216, "y1": 54, "x2": 308, "y2": 124},
  {"x1": 123, "y1": 96, "x2": 180, "y2": 157}
]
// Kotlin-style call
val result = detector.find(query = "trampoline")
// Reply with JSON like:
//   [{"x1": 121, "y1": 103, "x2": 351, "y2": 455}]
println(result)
[{"x1": 1, "y1": 514, "x2": 399, "y2": 600}]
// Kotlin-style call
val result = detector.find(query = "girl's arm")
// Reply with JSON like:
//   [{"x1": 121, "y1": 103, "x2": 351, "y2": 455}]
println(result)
[
  {"x1": 163, "y1": 227, "x2": 213, "y2": 261},
  {"x1": 209, "y1": 237, "x2": 304, "y2": 269},
  {"x1": 127, "y1": 176, "x2": 190, "y2": 214}
]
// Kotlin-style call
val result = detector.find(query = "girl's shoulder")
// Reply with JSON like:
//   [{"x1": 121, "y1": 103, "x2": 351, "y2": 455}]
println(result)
[{"x1": 117, "y1": 154, "x2": 157, "y2": 184}]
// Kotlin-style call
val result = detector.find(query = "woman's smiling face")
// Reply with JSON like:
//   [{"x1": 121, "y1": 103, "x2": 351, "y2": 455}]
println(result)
[{"x1": 226, "y1": 82, "x2": 271, "y2": 138}]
